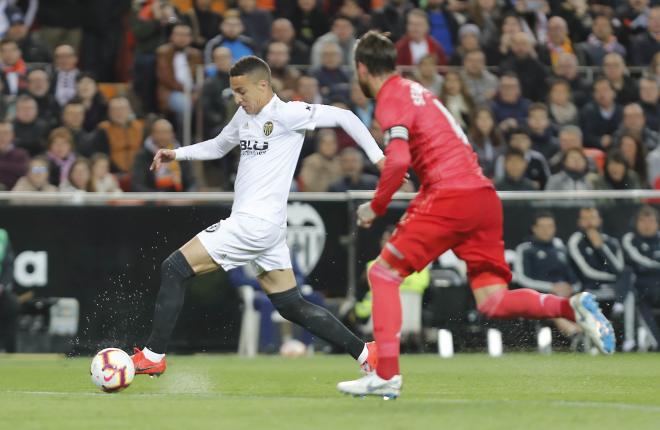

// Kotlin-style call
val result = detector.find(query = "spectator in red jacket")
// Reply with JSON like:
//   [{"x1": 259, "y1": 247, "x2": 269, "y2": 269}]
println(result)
[{"x1": 395, "y1": 8, "x2": 447, "y2": 66}]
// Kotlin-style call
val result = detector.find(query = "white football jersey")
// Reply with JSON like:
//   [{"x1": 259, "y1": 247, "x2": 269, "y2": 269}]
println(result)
[{"x1": 175, "y1": 95, "x2": 383, "y2": 226}]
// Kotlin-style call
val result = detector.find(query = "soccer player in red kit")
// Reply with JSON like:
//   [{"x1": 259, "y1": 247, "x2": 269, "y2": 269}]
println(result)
[{"x1": 337, "y1": 32, "x2": 615, "y2": 399}]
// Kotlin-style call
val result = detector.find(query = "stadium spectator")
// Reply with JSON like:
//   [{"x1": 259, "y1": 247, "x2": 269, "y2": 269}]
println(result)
[
  {"x1": 499, "y1": 31, "x2": 549, "y2": 102},
  {"x1": 203, "y1": 10, "x2": 254, "y2": 64},
  {"x1": 629, "y1": 6, "x2": 660, "y2": 66},
  {"x1": 52, "y1": 44, "x2": 79, "y2": 107},
  {"x1": 311, "y1": 16, "x2": 356, "y2": 68},
  {"x1": 131, "y1": 0, "x2": 178, "y2": 114},
  {"x1": 490, "y1": 73, "x2": 531, "y2": 133},
  {"x1": 466, "y1": 0, "x2": 501, "y2": 49},
  {"x1": 551, "y1": 52, "x2": 590, "y2": 107},
  {"x1": 78, "y1": 1, "x2": 131, "y2": 83},
  {"x1": 622, "y1": 205, "x2": 660, "y2": 350},
  {"x1": 424, "y1": 0, "x2": 460, "y2": 58},
  {"x1": 201, "y1": 46, "x2": 231, "y2": 139},
  {"x1": 395, "y1": 8, "x2": 447, "y2": 66},
  {"x1": 593, "y1": 149, "x2": 644, "y2": 190},
  {"x1": 90, "y1": 153, "x2": 121, "y2": 193},
  {"x1": 580, "y1": 77, "x2": 623, "y2": 150},
  {"x1": 298, "y1": 129, "x2": 342, "y2": 192},
  {"x1": 370, "y1": 0, "x2": 413, "y2": 43},
  {"x1": 46, "y1": 127, "x2": 76, "y2": 187},
  {"x1": 25, "y1": 69, "x2": 60, "y2": 129},
  {"x1": 617, "y1": 0, "x2": 652, "y2": 41},
  {"x1": 290, "y1": 0, "x2": 329, "y2": 48},
  {"x1": 613, "y1": 103, "x2": 659, "y2": 152},
  {"x1": 576, "y1": 14, "x2": 626, "y2": 66},
  {"x1": 312, "y1": 41, "x2": 351, "y2": 103},
  {"x1": 349, "y1": 81, "x2": 373, "y2": 128},
  {"x1": 568, "y1": 207, "x2": 630, "y2": 311},
  {"x1": 96, "y1": 97, "x2": 144, "y2": 175},
  {"x1": 468, "y1": 106, "x2": 505, "y2": 179},
  {"x1": 292, "y1": 75, "x2": 322, "y2": 104},
  {"x1": 448, "y1": 22, "x2": 480, "y2": 66},
  {"x1": 495, "y1": 128, "x2": 550, "y2": 189},
  {"x1": 264, "y1": 18, "x2": 310, "y2": 65},
  {"x1": 616, "y1": 132, "x2": 649, "y2": 185},
  {"x1": 484, "y1": 12, "x2": 524, "y2": 65},
  {"x1": 639, "y1": 75, "x2": 660, "y2": 132},
  {"x1": 132, "y1": 118, "x2": 195, "y2": 192},
  {"x1": 59, "y1": 156, "x2": 92, "y2": 192},
  {"x1": 601, "y1": 53, "x2": 638, "y2": 106},
  {"x1": 11, "y1": 156, "x2": 57, "y2": 192},
  {"x1": 515, "y1": 211, "x2": 581, "y2": 337},
  {"x1": 0, "y1": 120, "x2": 28, "y2": 190},
  {"x1": 494, "y1": 148, "x2": 537, "y2": 191},
  {"x1": 327, "y1": 147, "x2": 378, "y2": 192},
  {"x1": 12, "y1": 94, "x2": 47, "y2": 157},
  {"x1": 460, "y1": 50, "x2": 498, "y2": 105},
  {"x1": 439, "y1": 70, "x2": 474, "y2": 130},
  {"x1": 61, "y1": 101, "x2": 96, "y2": 157},
  {"x1": 539, "y1": 16, "x2": 573, "y2": 67},
  {"x1": 183, "y1": 0, "x2": 222, "y2": 49},
  {"x1": 549, "y1": 125, "x2": 587, "y2": 173},
  {"x1": 545, "y1": 148, "x2": 597, "y2": 191},
  {"x1": 0, "y1": 38, "x2": 26, "y2": 96},
  {"x1": 647, "y1": 139, "x2": 660, "y2": 186},
  {"x1": 156, "y1": 22, "x2": 203, "y2": 126},
  {"x1": 336, "y1": 0, "x2": 370, "y2": 36},
  {"x1": 4, "y1": 7, "x2": 51, "y2": 63},
  {"x1": 266, "y1": 42, "x2": 299, "y2": 102},
  {"x1": 74, "y1": 73, "x2": 107, "y2": 133},
  {"x1": 527, "y1": 103, "x2": 558, "y2": 160},
  {"x1": 238, "y1": 0, "x2": 272, "y2": 50},
  {"x1": 547, "y1": 79, "x2": 578, "y2": 128},
  {"x1": 553, "y1": 0, "x2": 591, "y2": 43},
  {"x1": 0, "y1": 228, "x2": 18, "y2": 352},
  {"x1": 414, "y1": 54, "x2": 443, "y2": 96}
]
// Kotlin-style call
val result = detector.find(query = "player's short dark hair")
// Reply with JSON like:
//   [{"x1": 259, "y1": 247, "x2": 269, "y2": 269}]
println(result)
[
  {"x1": 532, "y1": 211, "x2": 555, "y2": 225},
  {"x1": 230, "y1": 55, "x2": 272, "y2": 83},
  {"x1": 354, "y1": 31, "x2": 397, "y2": 76}
]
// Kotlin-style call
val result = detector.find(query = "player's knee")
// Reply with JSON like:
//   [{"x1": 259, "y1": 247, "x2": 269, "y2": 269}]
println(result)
[
  {"x1": 476, "y1": 288, "x2": 507, "y2": 318},
  {"x1": 367, "y1": 260, "x2": 405, "y2": 288},
  {"x1": 269, "y1": 287, "x2": 304, "y2": 321},
  {"x1": 161, "y1": 250, "x2": 195, "y2": 281}
]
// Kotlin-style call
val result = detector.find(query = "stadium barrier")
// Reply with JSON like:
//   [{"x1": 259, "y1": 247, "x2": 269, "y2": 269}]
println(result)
[{"x1": 1, "y1": 190, "x2": 658, "y2": 353}]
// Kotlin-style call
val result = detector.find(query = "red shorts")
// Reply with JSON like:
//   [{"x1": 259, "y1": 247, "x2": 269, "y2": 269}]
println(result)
[{"x1": 380, "y1": 187, "x2": 512, "y2": 290}]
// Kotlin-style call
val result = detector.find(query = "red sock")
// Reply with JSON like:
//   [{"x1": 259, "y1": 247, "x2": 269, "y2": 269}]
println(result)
[
  {"x1": 478, "y1": 288, "x2": 575, "y2": 321},
  {"x1": 368, "y1": 263, "x2": 403, "y2": 380}
]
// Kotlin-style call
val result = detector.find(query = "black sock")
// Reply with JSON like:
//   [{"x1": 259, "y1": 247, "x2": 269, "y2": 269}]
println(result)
[
  {"x1": 268, "y1": 287, "x2": 364, "y2": 360},
  {"x1": 145, "y1": 250, "x2": 195, "y2": 353}
]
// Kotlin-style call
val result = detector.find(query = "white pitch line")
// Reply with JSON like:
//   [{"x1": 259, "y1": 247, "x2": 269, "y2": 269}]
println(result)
[{"x1": 2, "y1": 391, "x2": 660, "y2": 413}]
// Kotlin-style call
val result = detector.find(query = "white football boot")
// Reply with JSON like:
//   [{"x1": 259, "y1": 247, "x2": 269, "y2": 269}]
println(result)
[
  {"x1": 337, "y1": 373, "x2": 402, "y2": 399},
  {"x1": 570, "y1": 292, "x2": 615, "y2": 354}
]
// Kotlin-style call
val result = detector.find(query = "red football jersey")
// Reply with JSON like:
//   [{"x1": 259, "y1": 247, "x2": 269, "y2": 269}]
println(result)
[{"x1": 375, "y1": 75, "x2": 490, "y2": 191}]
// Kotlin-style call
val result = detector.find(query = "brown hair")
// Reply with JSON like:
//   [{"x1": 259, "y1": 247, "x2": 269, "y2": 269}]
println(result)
[
  {"x1": 48, "y1": 127, "x2": 73, "y2": 148},
  {"x1": 354, "y1": 31, "x2": 397, "y2": 76}
]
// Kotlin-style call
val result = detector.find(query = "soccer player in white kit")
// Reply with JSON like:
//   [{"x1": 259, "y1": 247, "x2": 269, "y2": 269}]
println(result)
[{"x1": 131, "y1": 56, "x2": 383, "y2": 377}]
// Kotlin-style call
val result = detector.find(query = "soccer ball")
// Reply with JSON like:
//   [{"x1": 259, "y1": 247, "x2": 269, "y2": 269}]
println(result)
[{"x1": 90, "y1": 348, "x2": 135, "y2": 393}]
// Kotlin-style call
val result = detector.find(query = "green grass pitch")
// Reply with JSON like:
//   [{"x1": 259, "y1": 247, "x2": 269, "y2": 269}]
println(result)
[{"x1": 1, "y1": 353, "x2": 659, "y2": 430}]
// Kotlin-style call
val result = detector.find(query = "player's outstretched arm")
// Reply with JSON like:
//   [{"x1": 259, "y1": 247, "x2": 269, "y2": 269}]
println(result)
[{"x1": 312, "y1": 104, "x2": 384, "y2": 164}]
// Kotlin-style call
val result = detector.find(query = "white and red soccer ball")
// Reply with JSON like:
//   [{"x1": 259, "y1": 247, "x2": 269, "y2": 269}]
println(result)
[{"x1": 90, "y1": 348, "x2": 135, "y2": 392}]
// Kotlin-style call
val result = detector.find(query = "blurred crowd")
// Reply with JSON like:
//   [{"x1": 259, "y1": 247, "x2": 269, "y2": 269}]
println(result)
[{"x1": 2, "y1": 0, "x2": 660, "y2": 194}]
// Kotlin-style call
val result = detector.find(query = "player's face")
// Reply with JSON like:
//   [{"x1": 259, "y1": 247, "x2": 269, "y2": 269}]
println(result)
[
  {"x1": 578, "y1": 209, "x2": 601, "y2": 230},
  {"x1": 532, "y1": 218, "x2": 556, "y2": 242},
  {"x1": 230, "y1": 74, "x2": 269, "y2": 115}
]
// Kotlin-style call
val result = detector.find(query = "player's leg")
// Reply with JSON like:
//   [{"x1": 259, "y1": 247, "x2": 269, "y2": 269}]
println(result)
[
  {"x1": 132, "y1": 236, "x2": 217, "y2": 375},
  {"x1": 461, "y1": 188, "x2": 614, "y2": 353},
  {"x1": 338, "y1": 207, "x2": 458, "y2": 398},
  {"x1": 258, "y1": 269, "x2": 372, "y2": 363}
]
